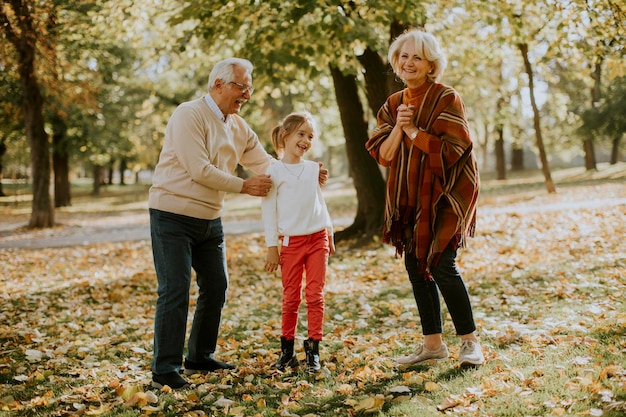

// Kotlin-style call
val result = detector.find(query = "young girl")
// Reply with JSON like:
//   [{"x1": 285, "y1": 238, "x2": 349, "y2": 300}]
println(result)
[{"x1": 262, "y1": 111, "x2": 335, "y2": 373}]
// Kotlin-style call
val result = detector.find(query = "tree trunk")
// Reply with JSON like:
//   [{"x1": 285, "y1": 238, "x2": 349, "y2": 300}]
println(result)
[
  {"x1": 119, "y1": 158, "x2": 127, "y2": 185},
  {"x1": 511, "y1": 145, "x2": 524, "y2": 171},
  {"x1": 495, "y1": 126, "x2": 506, "y2": 180},
  {"x1": 330, "y1": 64, "x2": 386, "y2": 243},
  {"x1": 107, "y1": 162, "x2": 114, "y2": 185},
  {"x1": 92, "y1": 165, "x2": 103, "y2": 195},
  {"x1": 511, "y1": 90, "x2": 525, "y2": 171},
  {"x1": 25, "y1": 91, "x2": 54, "y2": 227},
  {"x1": 584, "y1": 60, "x2": 602, "y2": 171},
  {"x1": 495, "y1": 96, "x2": 506, "y2": 180},
  {"x1": 610, "y1": 134, "x2": 622, "y2": 164},
  {"x1": 0, "y1": 139, "x2": 6, "y2": 197},
  {"x1": 2, "y1": 2, "x2": 55, "y2": 227},
  {"x1": 583, "y1": 139, "x2": 596, "y2": 171},
  {"x1": 481, "y1": 120, "x2": 489, "y2": 172},
  {"x1": 52, "y1": 112, "x2": 71, "y2": 207},
  {"x1": 357, "y1": 46, "x2": 403, "y2": 118},
  {"x1": 53, "y1": 151, "x2": 71, "y2": 207},
  {"x1": 331, "y1": 21, "x2": 414, "y2": 243},
  {"x1": 518, "y1": 43, "x2": 556, "y2": 193}
]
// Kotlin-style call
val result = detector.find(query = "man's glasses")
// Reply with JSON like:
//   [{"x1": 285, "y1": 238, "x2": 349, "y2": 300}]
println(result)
[{"x1": 228, "y1": 81, "x2": 254, "y2": 95}]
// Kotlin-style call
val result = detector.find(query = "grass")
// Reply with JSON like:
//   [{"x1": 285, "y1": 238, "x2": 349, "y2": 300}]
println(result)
[{"x1": 0, "y1": 164, "x2": 625, "y2": 416}]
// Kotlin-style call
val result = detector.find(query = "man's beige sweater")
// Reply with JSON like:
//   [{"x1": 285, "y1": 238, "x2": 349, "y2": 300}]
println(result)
[{"x1": 149, "y1": 97, "x2": 272, "y2": 220}]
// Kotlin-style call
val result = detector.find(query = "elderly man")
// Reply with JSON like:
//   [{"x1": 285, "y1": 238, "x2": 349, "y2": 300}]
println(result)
[{"x1": 149, "y1": 58, "x2": 326, "y2": 389}]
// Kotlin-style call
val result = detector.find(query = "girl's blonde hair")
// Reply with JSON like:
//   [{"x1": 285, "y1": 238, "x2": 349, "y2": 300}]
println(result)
[
  {"x1": 270, "y1": 111, "x2": 317, "y2": 157},
  {"x1": 388, "y1": 30, "x2": 447, "y2": 84}
]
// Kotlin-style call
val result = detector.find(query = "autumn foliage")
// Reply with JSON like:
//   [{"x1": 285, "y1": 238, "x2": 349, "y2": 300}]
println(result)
[{"x1": 0, "y1": 167, "x2": 625, "y2": 416}]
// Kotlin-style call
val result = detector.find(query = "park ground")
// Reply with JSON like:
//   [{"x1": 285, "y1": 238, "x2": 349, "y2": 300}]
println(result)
[{"x1": 0, "y1": 164, "x2": 625, "y2": 416}]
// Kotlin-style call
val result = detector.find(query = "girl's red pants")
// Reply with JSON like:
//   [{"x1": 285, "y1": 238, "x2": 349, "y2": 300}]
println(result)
[{"x1": 279, "y1": 229, "x2": 329, "y2": 341}]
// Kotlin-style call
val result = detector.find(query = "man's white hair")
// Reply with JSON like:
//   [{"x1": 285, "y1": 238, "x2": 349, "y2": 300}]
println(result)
[{"x1": 208, "y1": 58, "x2": 254, "y2": 90}]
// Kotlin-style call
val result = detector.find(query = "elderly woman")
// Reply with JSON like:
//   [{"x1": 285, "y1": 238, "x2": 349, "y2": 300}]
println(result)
[{"x1": 366, "y1": 30, "x2": 484, "y2": 367}]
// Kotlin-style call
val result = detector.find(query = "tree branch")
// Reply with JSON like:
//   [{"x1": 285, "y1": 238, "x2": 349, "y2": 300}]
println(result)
[{"x1": 0, "y1": 3, "x2": 20, "y2": 46}]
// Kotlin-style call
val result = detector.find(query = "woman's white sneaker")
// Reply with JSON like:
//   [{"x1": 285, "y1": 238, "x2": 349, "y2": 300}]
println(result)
[
  {"x1": 458, "y1": 340, "x2": 484, "y2": 367},
  {"x1": 395, "y1": 343, "x2": 449, "y2": 366}
]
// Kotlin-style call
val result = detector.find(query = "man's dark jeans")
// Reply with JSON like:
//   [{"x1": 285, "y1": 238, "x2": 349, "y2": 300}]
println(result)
[{"x1": 150, "y1": 209, "x2": 228, "y2": 375}]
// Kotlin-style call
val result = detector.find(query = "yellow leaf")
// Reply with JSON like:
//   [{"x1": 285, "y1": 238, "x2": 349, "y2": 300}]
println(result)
[
  {"x1": 437, "y1": 396, "x2": 462, "y2": 411},
  {"x1": 481, "y1": 376, "x2": 498, "y2": 389},
  {"x1": 0, "y1": 395, "x2": 16, "y2": 406},
  {"x1": 402, "y1": 373, "x2": 425, "y2": 385},
  {"x1": 354, "y1": 397, "x2": 376, "y2": 411},
  {"x1": 84, "y1": 405, "x2": 110, "y2": 416},
  {"x1": 229, "y1": 406, "x2": 246, "y2": 415},
  {"x1": 344, "y1": 398, "x2": 358, "y2": 406},
  {"x1": 424, "y1": 381, "x2": 439, "y2": 392},
  {"x1": 214, "y1": 397, "x2": 234, "y2": 407},
  {"x1": 118, "y1": 385, "x2": 142, "y2": 401},
  {"x1": 335, "y1": 384, "x2": 354, "y2": 395},
  {"x1": 353, "y1": 396, "x2": 384, "y2": 413},
  {"x1": 599, "y1": 365, "x2": 620, "y2": 380},
  {"x1": 141, "y1": 405, "x2": 163, "y2": 412},
  {"x1": 387, "y1": 385, "x2": 411, "y2": 394},
  {"x1": 145, "y1": 391, "x2": 158, "y2": 404},
  {"x1": 124, "y1": 392, "x2": 149, "y2": 408}
]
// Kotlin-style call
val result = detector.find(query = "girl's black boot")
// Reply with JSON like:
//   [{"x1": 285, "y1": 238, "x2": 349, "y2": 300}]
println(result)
[
  {"x1": 304, "y1": 338, "x2": 321, "y2": 373},
  {"x1": 275, "y1": 337, "x2": 299, "y2": 371}
]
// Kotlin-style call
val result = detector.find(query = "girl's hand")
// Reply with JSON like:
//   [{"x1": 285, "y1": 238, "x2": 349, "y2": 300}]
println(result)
[
  {"x1": 318, "y1": 162, "x2": 328, "y2": 186},
  {"x1": 265, "y1": 247, "x2": 280, "y2": 273}
]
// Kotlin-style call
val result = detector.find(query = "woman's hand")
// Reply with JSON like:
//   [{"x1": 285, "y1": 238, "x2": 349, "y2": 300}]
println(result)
[
  {"x1": 379, "y1": 104, "x2": 415, "y2": 161},
  {"x1": 396, "y1": 104, "x2": 415, "y2": 129},
  {"x1": 397, "y1": 104, "x2": 422, "y2": 141},
  {"x1": 397, "y1": 103, "x2": 422, "y2": 139}
]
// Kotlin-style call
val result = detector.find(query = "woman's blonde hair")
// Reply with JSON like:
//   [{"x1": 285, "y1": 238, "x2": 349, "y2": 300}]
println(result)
[
  {"x1": 271, "y1": 111, "x2": 317, "y2": 157},
  {"x1": 388, "y1": 30, "x2": 447, "y2": 84}
]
